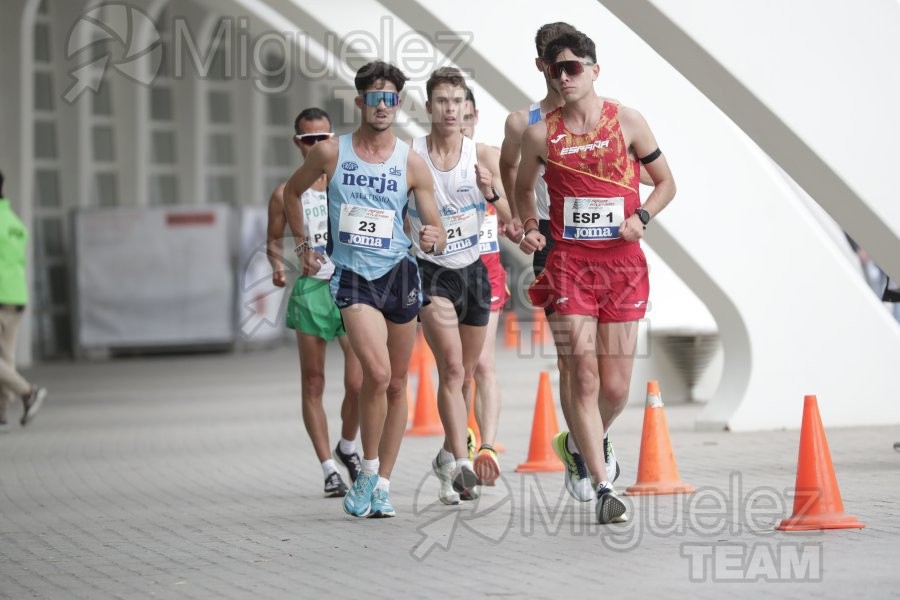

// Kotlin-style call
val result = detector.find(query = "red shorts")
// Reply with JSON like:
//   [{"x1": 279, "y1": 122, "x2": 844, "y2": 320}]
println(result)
[
  {"x1": 528, "y1": 244, "x2": 649, "y2": 322},
  {"x1": 482, "y1": 252, "x2": 509, "y2": 312}
]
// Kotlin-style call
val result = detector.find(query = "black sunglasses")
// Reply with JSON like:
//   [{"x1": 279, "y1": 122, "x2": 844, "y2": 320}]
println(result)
[
  {"x1": 547, "y1": 60, "x2": 594, "y2": 79},
  {"x1": 295, "y1": 132, "x2": 334, "y2": 146}
]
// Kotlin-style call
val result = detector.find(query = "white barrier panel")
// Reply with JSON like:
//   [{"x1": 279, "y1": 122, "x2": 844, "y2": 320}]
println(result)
[
  {"x1": 236, "y1": 206, "x2": 288, "y2": 344},
  {"x1": 74, "y1": 206, "x2": 234, "y2": 349}
]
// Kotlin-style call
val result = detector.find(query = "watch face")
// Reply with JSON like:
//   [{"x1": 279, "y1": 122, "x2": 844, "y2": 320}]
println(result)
[{"x1": 637, "y1": 209, "x2": 650, "y2": 224}]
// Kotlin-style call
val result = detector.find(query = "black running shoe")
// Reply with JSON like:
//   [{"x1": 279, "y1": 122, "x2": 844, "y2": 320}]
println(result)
[
  {"x1": 595, "y1": 485, "x2": 628, "y2": 524},
  {"x1": 452, "y1": 464, "x2": 480, "y2": 501},
  {"x1": 21, "y1": 387, "x2": 46, "y2": 427},
  {"x1": 324, "y1": 471, "x2": 349, "y2": 498},
  {"x1": 333, "y1": 444, "x2": 362, "y2": 483}
]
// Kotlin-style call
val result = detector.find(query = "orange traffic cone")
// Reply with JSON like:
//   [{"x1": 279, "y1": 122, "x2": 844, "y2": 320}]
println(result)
[
  {"x1": 503, "y1": 311, "x2": 520, "y2": 349},
  {"x1": 532, "y1": 309, "x2": 550, "y2": 346},
  {"x1": 406, "y1": 360, "x2": 443, "y2": 436},
  {"x1": 625, "y1": 381, "x2": 694, "y2": 495},
  {"x1": 776, "y1": 395, "x2": 865, "y2": 531},
  {"x1": 516, "y1": 371, "x2": 564, "y2": 472}
]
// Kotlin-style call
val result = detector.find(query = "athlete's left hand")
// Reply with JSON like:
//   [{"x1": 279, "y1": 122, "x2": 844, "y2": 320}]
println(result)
[
  {"x1": 474, "y1": 163, "x2": 493, "y2": 198},
  {"x1": 619, "y1": 215, "x2": 645, "y2": 242}
]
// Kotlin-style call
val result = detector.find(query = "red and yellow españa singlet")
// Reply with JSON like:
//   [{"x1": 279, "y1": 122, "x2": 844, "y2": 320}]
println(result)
[{"x1": 543, "y1": 101, "x2": 641, "y2": 253}]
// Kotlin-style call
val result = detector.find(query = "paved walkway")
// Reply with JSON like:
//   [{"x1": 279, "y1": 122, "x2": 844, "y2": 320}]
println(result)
[{"x1": 1, "y1": 339, "x2": 899, "y2": 599}]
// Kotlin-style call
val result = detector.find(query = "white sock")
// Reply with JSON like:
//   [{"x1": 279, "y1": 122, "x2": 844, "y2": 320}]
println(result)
[
  {"x1": 375, "y1": 477, "x2": 390, "y2": 492},
  {"x1": 439, "y1": 448, "x2": 455, "y2": 465},
  {"x1": 566, "y1": 434, "x2": 581, "y2": 455},
  {"x1": 321, "y1": 459, "x2": 338, "y2": 477},
  {"x1": 339, "y1": 438, "x2": 356, "y2": 455},
  {"x1": 361, "y1": 457, "x2": 379, "y2": 475},
  {"x1": 596, "y1": 481, "x2": 611, "y2": 493},
  {"x1": 456, "y1": 458, "x2": 474, "y2": 472}
]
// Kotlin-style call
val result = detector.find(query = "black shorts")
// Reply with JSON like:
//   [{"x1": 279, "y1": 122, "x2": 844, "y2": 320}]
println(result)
[
  {"x1": 418, "y1": 257, "x2": 491, "y2": 327},
  {"x1": 532, "y1": 219, "x2": 556, "y2": 278},
  {"x1": 331, "y1": 257, "x2": 423, "y2": 324}
]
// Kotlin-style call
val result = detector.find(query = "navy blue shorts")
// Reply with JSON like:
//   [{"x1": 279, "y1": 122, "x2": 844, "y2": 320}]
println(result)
[{"x1": 330, "y1": 258, "x2": 424, "y2": 324}]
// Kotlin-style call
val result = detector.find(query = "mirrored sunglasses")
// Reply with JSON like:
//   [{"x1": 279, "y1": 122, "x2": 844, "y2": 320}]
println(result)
[
  {"x1": 295, "y1": 132, "x2": 334, "y2": 146},
  {"x1": 362, "y1": 91, "x2": 400, "y2": 107},
  {"x1": 547, "y1": 60, "x2": 594, "y2": 79}
]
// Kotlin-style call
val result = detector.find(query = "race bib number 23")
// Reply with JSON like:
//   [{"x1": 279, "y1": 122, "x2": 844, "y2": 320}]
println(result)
[{"x1": 338, "y1": 205, "x2": 395, "y2": 249}]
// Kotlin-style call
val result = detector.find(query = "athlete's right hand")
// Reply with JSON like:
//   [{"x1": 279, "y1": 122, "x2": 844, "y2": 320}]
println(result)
[
  {"x1": 518, "y1": 229, "x2": 546, "y2": 255},
  {"x1": 272, "y1": 269, "x2": 286, "y2": 287},
  {"x1": 302, "y1": 251, "x2": 326, "y2": 276},
  {"x1": 419, "y1": 224, "x2": 441, "y2": 254}
]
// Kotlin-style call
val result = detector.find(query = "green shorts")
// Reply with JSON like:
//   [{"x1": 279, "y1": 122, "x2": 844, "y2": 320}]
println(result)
[{"x1": 285, "y1": 276, "x2": 346, "y2": 341}]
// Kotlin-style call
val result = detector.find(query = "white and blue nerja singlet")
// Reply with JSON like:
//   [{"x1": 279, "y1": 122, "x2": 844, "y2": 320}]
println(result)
[
  {"x1": 529, "y1": 102, "x2": 551, "y2": 220},
  {"x1": 409, "y1": 135, "x2": 484, "y2": 269},
  {"x1": 326, "y1": 134, "x2": 411, "y2": 280},
  {"x1": 300, "y1": 189, "x2": 334, "y2": 281}
]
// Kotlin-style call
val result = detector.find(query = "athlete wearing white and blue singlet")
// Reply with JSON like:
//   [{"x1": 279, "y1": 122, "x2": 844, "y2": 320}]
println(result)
[
  {"x1": 284, "y1": 61, "x2": 446, "y2": 520},
  {"x1": 409, "y1": 68, "x2": 512, "y2": 506}
]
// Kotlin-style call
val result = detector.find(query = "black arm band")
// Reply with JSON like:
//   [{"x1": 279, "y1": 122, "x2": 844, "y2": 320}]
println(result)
[{"x1": 639, "y1": 148, "x2": 662, "y2": 165}]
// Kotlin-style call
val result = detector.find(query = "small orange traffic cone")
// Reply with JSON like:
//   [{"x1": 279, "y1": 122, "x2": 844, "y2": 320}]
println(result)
[
  {"x1": 503, "y1": 311, "x2": 520, "y2": 349},
  {"x1": 516, "y1": 371, "x2": 564, "y2": 472},
  {"x1": 625, "y1": 381, "x2": 694, "y2": 495},
  {"x1": 406, "y1": 360, "x2": 443, "y2": 436},
  {"x1": 776, "y1": 395, "x2": 865, "y2": 531}
]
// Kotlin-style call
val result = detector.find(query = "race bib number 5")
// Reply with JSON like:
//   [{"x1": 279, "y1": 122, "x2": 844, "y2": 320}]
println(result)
[
  {"x1": 479, "y1": 213, "x2": 499, "y2": 254},
  {"x1": 338, "y1": 205, "x2": 394, "y2": 249},
  {"x1": 562, "y1": 196, "x2": 624, "y2": 241}
]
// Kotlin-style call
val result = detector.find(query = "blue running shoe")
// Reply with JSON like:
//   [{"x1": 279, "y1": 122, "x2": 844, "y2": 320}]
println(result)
[
  {"x1": 343, "y1": 471, "x2": 378, "y2": 517},
  {"x1": 368, "y1": 487, "x2": 396, "y2": 518}
]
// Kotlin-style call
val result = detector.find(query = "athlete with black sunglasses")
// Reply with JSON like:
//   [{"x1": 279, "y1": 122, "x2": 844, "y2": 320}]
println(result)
[{"x1": 517, "y1": 30, "x2": 676, "y2": 525}]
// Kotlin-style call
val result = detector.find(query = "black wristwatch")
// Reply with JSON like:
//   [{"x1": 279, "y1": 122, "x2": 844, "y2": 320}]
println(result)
[
  {"x1": 635, "y1": 208, "x2": 651, "y2": 229},
  {"x1": 485, "y1": 187, "x2": 501, "y2": 203}
]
